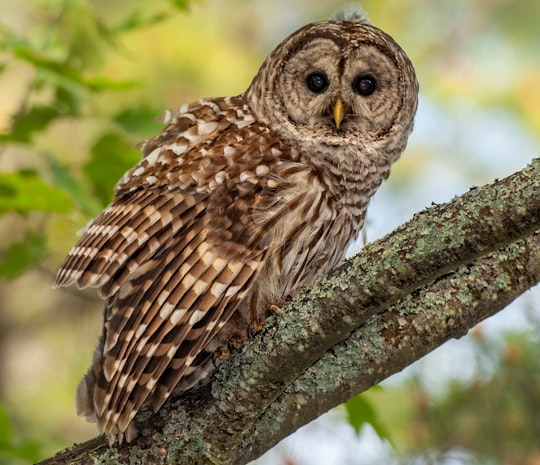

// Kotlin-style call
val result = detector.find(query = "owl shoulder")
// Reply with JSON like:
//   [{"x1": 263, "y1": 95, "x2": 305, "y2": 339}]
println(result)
[{"x1": 115, "y1": 96, "x2": 267, "y2": 196}]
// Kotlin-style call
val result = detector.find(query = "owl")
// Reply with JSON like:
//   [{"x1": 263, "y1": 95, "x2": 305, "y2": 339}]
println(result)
[{"x1": 54, "y1": 13, "x2": 418, "y2": 444}]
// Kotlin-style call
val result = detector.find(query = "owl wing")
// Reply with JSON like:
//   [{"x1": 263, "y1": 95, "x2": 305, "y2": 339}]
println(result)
[{"x1": 54, "y1": 96, "x2": 294, "y2": 438}]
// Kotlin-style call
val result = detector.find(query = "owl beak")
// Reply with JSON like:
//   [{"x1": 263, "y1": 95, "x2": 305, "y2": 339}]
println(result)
[{"x1": 333, "y1": 98, "x2": 344, "y2": 129}]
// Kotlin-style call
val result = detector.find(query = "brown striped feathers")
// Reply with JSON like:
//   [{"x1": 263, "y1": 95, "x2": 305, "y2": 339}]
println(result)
[{"x1": 54, "y1": 17, "x2": 417, "y2": 443}]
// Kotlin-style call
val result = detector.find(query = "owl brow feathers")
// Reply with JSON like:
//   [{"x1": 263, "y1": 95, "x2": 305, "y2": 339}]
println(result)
[{"x1": 272, "y1": 21, "x2": 399, "y2": 66}]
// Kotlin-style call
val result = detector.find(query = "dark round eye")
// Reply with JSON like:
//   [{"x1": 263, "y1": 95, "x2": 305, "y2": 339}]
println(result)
[
  {"x1": 353, "y1": 75, "x2": 377, "y2": 96},
  {"x1": 306, "y1": 72, "x2": 329, "y2": 93}
]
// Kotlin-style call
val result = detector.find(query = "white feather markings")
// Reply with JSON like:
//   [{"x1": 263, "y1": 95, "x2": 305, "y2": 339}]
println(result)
[
  {"x1": 170, "y1": 308, "x2": 187, "y2": 326},
  {"x1": 189, "y1": 309, "x2": 206, "y2": 325}
]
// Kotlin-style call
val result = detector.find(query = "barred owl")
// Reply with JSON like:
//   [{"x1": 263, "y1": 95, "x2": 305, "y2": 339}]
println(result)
[{"x1": 54, "y1": 13, "x2": 418, "y2": 443}]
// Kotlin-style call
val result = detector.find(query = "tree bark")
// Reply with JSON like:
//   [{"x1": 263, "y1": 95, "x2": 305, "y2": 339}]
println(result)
[{"x1": 38, "y1": 158, "x2": 540, "y2": 465}]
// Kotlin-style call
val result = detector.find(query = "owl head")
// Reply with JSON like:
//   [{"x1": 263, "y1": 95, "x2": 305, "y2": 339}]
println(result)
[{"x1": 245, "y1": 19, "x2": 418, "y2": 160}]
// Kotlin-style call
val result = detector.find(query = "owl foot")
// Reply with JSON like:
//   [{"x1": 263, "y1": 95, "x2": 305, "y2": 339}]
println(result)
[
  {"x1": 267, "y1": 303, "x2": 283, "y2": 315},
  {"x1": 215, "y1": 346, "x2": 231, "y2": 360},
  {"x1": 248, "y1": 318, "x2": 266, "y2": 336},
  {"x1": 247, "y1": 303, "x2": 284, "y2": 336},
  {"x1": 229, "y1": 332, "x2": 248, "y2": 350}
]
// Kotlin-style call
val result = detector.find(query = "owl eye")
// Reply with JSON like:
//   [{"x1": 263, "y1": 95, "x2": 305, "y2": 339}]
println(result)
[
  {"x1": 353, "y1": 75, "x2": 377, "y2": 96},
  {"x1": 306, "y1": 72, "x2": 329, "y2": 93}
]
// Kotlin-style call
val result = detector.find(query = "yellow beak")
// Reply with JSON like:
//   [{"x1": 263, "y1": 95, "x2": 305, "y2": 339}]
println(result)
[{"x1": 333, "y1": 98, "x2": 344, "y2": 129}]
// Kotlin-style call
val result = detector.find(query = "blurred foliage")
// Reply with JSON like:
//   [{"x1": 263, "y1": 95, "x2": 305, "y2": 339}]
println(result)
[
  {"x1": 0, "y1": 1, "x2": 539, "y2": 464},
  {"x1": 344, "y1": 386, "x2": 393, "y2": 444},
  {"x1": 414, "y1": 330, "x2": 540, "y2": 464},
  {"x1": 0, "y1": 233, "x2": 47, "y2": 280},
  {"x1": 83, "y1": 132, "x2": 140, "y2": 205},
  {"x1": 362, "y1": 326, "x2": 540, "y2": 465},
  {"x1": 0, "y1": 0, "x2": 188, "y2": 276},
  {"x1": 0, "y1": 406, "x2": 41, "y2": 465},
  {"x1": 0, "y1": 170, "x2": 71, "y2": 215},
  {"x1": 0, "y1": 0, "x2": 199, "y2": 461}
]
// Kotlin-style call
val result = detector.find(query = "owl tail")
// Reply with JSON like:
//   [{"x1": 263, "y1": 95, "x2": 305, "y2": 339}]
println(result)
[{"x1": 76, "y1": 335, "x2": 103, "y2": 424}]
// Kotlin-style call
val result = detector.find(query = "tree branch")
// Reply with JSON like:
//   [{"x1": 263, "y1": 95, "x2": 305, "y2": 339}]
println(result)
[
  {"x1": 235, "y1": 232, "x2": 540, "y2": 463},
  {"x1": 39, "y1": 159, "x2": 540, "y2": 465}
]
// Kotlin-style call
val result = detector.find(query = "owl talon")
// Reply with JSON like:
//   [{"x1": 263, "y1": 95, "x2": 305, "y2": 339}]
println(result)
[
  {"x1": 215, "y1": 346, "x2": 231, "y2": 360},
  {"x1": 247, "y1": 304, "x2": 283, "y2": 337},
  {"x1": 267, "y1": 304, "x2": 283, "y2": 315},
  {"x1": 248, "y1": 319, "x2": 266, "y2": 337},
  {"x1": 228, "y1": 332, "x2": 248, "y2": 350}
]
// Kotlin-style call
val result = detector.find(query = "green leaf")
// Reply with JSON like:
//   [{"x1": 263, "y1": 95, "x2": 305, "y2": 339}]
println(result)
[
  {"x1": 0, "y1": 233, "x2": 47, "y2": 280},
  {"x1": 0, "y1": 405, "x2": 13, "y2": 448},
  {"x1": 85, "y1": 76, "x2": 138, "y2": 91},
  {"x1": 115, "y1": 104, "x2": 164, "y2": 137},
  {"x1": 55, "y1": 85, "x2": 81, "y2": 116},
  {"x1": 10, "y1": 42, "x2": 87, "y2": 85},
  {"x1": 112, "y1": 10, "x2": 171, "y2": 33},
  {"x1": 170, "y1": 0, "x2": 191, "y2": 10},
  {"x1": 344, "y1": 393, "x2": 393, "y2": 443},
  {"x1": 0, "y1": 405, "x2": 42, "y2": 463},
  {"x1": 45, "y1": 155, "x2": 102, "y2": 216},
  {"x1": 0, "y1": 171, "x2": 73, "y2": 214},
  {"x1": 0, "y1": 106, "x2": 62, "y2": 143},
  {"x1": 0, "y1": 32, "x2": 134, "y2": 92},
  {"x1": 84, "y1": 132, "x2": 140, "y2": 206}
]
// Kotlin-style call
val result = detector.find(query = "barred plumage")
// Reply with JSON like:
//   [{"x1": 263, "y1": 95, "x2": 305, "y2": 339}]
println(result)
[{"x1": 54, "y1": 17, "x2": 418, "y2": 443}]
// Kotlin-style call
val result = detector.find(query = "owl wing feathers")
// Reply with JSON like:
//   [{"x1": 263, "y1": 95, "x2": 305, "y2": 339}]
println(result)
[
  {"x1": 54, "y1": 96, "x2": 252, "y2": 292},
  {"x1": 99, "y1": 232, "x2": 263, "y2": 435},
  {"x1": 54, "y1": 97, "x2": 293, "y2": 438}
]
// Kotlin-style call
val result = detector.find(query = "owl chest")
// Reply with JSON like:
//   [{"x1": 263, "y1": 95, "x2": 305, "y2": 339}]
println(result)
[{"x1": 263, "y1": 175, "x2": 360, "y2": 299}]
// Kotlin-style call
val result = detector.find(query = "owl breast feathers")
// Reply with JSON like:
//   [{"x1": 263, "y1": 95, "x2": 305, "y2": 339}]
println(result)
[{"x1": 54, "y1": 16, "x2": 418, "y2": 443}]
